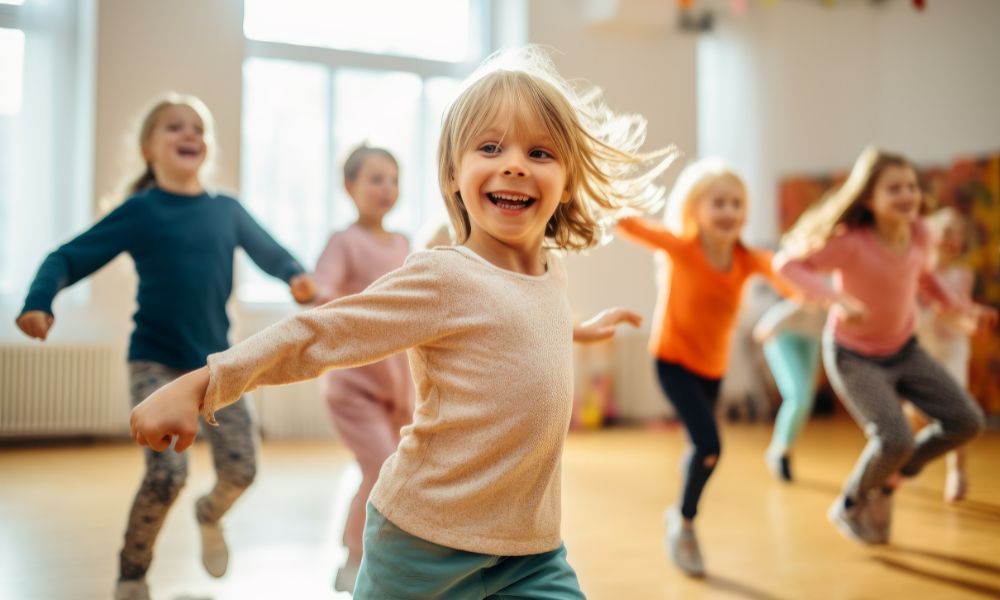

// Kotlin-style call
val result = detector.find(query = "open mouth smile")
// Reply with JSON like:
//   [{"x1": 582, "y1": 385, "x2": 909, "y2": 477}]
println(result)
[{"x1": 487, "y1": 192, "x2": 536, "y2": 211}]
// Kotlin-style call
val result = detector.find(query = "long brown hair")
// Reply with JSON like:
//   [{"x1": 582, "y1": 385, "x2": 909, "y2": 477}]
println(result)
[{"x1": 781, "y1": 146, "x2": 917, "y2": 258}]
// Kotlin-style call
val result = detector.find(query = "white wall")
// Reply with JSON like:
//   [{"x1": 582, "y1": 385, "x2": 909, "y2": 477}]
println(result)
[
  {"x1": 699, "y1": 0, "x2": 1000, "y2": 245},
  {"x1": 35, "y1": 0, "x2": 246, "y2": 348},
  {"x1": 529, "y1": 0, "x2": 698, "y2": 321},
  {"x1": 529, "y1": 0, "x2": 698, "y2": 418}
]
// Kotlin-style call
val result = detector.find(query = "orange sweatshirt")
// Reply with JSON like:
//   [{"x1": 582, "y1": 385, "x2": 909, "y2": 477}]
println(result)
[{"x1": 618, "y1": 217, "x2": 791, "y2": 379}]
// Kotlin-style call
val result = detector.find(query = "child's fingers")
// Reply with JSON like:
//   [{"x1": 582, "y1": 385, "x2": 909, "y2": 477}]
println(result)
[
  {"x1": 621, "y1": 310, "x2": 642, "y2": 327},
  {"x1": 146, "y1": 432, "x2": 172, "y2": 452},
  {"x1": 173, "y1": 431, "x2": 197, "y2": 453}
]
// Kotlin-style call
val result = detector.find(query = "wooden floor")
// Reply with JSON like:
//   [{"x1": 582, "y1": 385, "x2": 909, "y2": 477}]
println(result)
[{"x1": 1, "y1": 418, "x2": 998, "y2": 600}]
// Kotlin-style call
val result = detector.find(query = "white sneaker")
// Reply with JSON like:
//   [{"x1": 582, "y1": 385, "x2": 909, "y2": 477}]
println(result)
[
  {"x1": 944, "y1": 469, "x2": 967, "y2": 503},
  {"x1": 334, "y1": 558, "x2": 361, "y2": 593},
  {"x1": 114, "y1": 579, "x2": 150, "y2": 600},
  {"x1": 827, "y1": 496, "x2": 882, "y2": 545},
  {"x1": 665, "y1": 508, "x2": 705, "y2": 577},
  {"x1": 197, "y1": 519, "x2": 229, "y2": 577}
]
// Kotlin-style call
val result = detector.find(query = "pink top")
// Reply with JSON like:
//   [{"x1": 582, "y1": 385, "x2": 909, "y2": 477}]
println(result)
[
  {"x1": 776, "y1": 220, "x2": 959, "y2": 357},
  {"x1": 315, "y1": 224, "x2": 412, "y2": 406}
]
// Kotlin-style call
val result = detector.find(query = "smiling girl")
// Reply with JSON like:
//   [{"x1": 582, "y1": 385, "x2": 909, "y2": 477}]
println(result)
[
  {"x1": 775, "y1": 146, "x2": 995, "y2": 545},
  {"x1": 127, "y1": 49, "x2": 674, "y2": 599},
  {"x1": 616, "y1": 158, "x2": 793, "y2": 577},
  {"x1": 16, "y1": 93, "x2": 316, "y2": 600}
]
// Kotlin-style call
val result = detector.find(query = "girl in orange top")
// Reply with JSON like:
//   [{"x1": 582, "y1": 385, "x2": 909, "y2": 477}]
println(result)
[{"x1": 617, "y1": 158, "x2": 790, "y2": 578}]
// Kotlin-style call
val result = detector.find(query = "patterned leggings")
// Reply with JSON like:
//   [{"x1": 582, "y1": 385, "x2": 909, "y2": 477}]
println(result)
[
  {"x1": 823, "y1": 336, "x2": 984, "y2": 502},
  {"x1": 119, "y1": 361, "x2": 258, "y2": 580}
]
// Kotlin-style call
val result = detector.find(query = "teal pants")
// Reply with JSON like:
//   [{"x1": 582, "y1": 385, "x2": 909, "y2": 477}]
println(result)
[
  {"x1": 763, "y1": 332, "x2": 821, "y2": 453},
  {"x1": 354, "y1": 503, "x2": 586, "y2": 599}
]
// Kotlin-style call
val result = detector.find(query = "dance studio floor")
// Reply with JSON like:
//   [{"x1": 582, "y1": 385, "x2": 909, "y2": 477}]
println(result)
[{"x1": 1, "y1": 418, "x2": 998, "y2": 599}]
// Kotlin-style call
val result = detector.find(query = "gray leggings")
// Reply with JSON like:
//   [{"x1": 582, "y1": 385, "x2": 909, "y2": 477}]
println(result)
[
  {"x1": 119, "y1": 360, "x2": 258, "y2": 580},
  {"x1": 823, "y1": 335, "x2": 984, "y2": 502}
]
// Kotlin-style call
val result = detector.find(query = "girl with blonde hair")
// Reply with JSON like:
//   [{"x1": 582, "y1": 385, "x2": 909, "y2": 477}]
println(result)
[
  {"x1": 616, "y1": 157, "x2": 793, "y2": 577},
  {"x1": 16, "y1": 93, "x2": 316, "y2": 600},
  {"x1": 128, "y1": 47, "x2": 673, "y2": 599}
]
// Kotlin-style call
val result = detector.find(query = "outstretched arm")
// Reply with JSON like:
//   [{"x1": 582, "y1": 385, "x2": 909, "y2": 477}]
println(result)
[
  {"x1": 129, "y1": 252, "x2": 451, "y2": 451},
  {"x1": 573, "y1": 307, "x2": 642, "y2": 344}
]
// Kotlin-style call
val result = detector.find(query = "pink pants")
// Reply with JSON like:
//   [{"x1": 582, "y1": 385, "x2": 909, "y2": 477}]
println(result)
[{"x1": 324, "y1": 356, "x2": 413, "y2": 560}]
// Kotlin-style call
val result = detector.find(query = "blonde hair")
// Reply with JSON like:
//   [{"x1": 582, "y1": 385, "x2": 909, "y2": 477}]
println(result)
[
  {"x1": 126, "y1": 93, "x2": 216, "y2": 196},
  {"x1": 662, "y1": 157, "x2": 747, "y2": 238},
  {"x1": 925, "y1": 206, "x2": 970, "y2": 258},
  {"x1": 437, "y1": 46, "x2": 677, "y2": 251},
  {"x1": 781, "y1": 146, "x2": 919, "y2": 258}
]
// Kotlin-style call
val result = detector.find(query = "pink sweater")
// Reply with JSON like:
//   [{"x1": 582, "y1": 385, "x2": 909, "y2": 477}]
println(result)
[
  {"x1": 777, "y1": 220, "x2": 958, "y2": 356},
  {"x1": 314, "y1": 225, "x2": 411, "y2": 407}
]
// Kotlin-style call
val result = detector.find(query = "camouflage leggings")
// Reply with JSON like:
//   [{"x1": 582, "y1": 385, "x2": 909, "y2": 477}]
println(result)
[{"x1": 119, "y1": 361, "x2": 258, "y2": 580}]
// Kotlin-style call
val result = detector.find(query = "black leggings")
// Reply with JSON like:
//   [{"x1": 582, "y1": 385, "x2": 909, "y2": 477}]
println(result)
[{"x1": 655, "y1": 359, "x2": 722, "y2": 520}]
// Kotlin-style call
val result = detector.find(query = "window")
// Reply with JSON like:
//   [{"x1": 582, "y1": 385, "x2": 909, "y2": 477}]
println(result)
[
  {"x1": 237, "y1": 0, "x2": 516, "y2": 302},
  {"x1": 0, "y1": 0, "x2": 94, "y2": 304}
]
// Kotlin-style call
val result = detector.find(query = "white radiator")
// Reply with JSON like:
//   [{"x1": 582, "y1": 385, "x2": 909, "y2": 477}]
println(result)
[
  {"x1": 251, "y1": 379, "x2": 337, "y2": 440},
  {"x1": 0, "y1": 344, "x2": 129, "y2": 437},
  {"x1": 609, "y1": 329, "x2": 671, "y2": 421}
]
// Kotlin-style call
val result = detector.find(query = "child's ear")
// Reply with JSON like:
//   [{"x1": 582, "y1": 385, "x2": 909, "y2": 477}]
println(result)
[{"x1": 561, "y1": 189, "x2": 571, "y2": 204}]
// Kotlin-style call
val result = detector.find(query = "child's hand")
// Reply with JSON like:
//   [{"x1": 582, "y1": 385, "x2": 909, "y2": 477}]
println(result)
[
  {"x1": 574, "y1": 307, "x2": 642, "y2": 343},
  {"x1": 130, "y1": 367, "x2": 208, "y2": 452},
  {"x1": 833, "y1": 293, "x2": 868, "y2": 324},
  {"x1": 290, "y1": 274, "x2": 318, "y2": 304},
  {"x1": 972, "y1": 303, "x2": 999, "y2": 332},
  {"x1": 15, "y1": 311, "x2": 54, "y2": 341},
  {"x1": 752, "y1": 321, "x2": 775, "y2": 345}
]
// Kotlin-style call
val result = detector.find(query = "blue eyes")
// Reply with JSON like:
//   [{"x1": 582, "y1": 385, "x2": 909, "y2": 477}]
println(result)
[{"x1": 477, "y1": 144, "x2": 554, "y2": 160}]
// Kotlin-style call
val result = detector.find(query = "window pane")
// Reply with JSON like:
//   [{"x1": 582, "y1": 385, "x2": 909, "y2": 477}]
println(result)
[
  {"x1": 244, "y1": 0, "x2": 473, "y2": 63},
  {"x1": 421, "y1": 77, "x2": 462, "y2": 237},
  {"x1": 0, "y1": 28, "x2": 25, "y2": 295},
  {"x1": 239, "y1": 57, "x2": 330, "y2": 302},
  {"x1": 0, "y1": 1, "x2": 25, "y2": 6},
  {"x1": 331, "y1": 68, "x2": 422, "y2": 237},
  {"x1": 0, "y1": 28, "x2": 24, "y2": 115}
]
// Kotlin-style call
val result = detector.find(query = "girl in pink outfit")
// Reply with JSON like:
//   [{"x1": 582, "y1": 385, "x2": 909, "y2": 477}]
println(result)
[
  {"x1": 774, "y1": 147, "x2": 997, "y2": 546},
  {"x1": 913, "y1": 207, "x2": 978, "y2": 502},
  {"x1": 313, "y1": 145, "x2": 413, "y2": 593}
]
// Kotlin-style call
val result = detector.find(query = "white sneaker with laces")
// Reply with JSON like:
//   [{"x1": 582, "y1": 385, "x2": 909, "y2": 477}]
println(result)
[{"x1": 665, "y1": 508, "x2": 705, "y2": 577}]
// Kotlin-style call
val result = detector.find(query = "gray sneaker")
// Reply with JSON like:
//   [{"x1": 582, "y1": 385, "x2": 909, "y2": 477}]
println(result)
[
  {"x1": 113, "y1": 579, "x2": 149, "y2": 600},
  {"x1": 196, "y1": 499, "x2": 229, "y2": 578},
  {"x1": 665, "y1": 508, "x2": 705, "y2": 577},
  {"x1": 827, "y1": 496, "x2": 882, "y2": 545}
]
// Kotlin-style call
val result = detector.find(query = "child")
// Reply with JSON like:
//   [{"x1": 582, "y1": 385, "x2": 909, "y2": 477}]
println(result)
[
  {"x1": 753, "y1": 298, "x2": 826, "y2": 482},
  {"x1": 312, "y1": 144, "x2": 413, "y2": 592},
  {"x1": 914, "y1": 207, "x2": 979, "y2": 502},
  {"x1": 128, "y1": 47, "x2": 674, "y2": 599},
  {"x1": 616, "y1": 158, "x2": 793, "y2": 577},
  {"x1": 774, "y1": 146, "x2": 995, "y2": 545},
  {"x1": 15, "y1": 94, "x2": 317, "y2": 600}
]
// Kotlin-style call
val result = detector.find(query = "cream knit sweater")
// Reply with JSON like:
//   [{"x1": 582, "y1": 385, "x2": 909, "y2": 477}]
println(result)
[{"x1": 205, "y1": 246, "x2": 574, "y2": 555}]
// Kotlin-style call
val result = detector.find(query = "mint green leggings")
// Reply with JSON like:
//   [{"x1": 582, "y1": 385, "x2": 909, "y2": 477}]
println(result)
[
  {"x1": 763, "y1": 332, "x2": 821, "y2": 453},
  {"x1": 354, "y1": 503, "x2": 585, "y2": 599}
]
